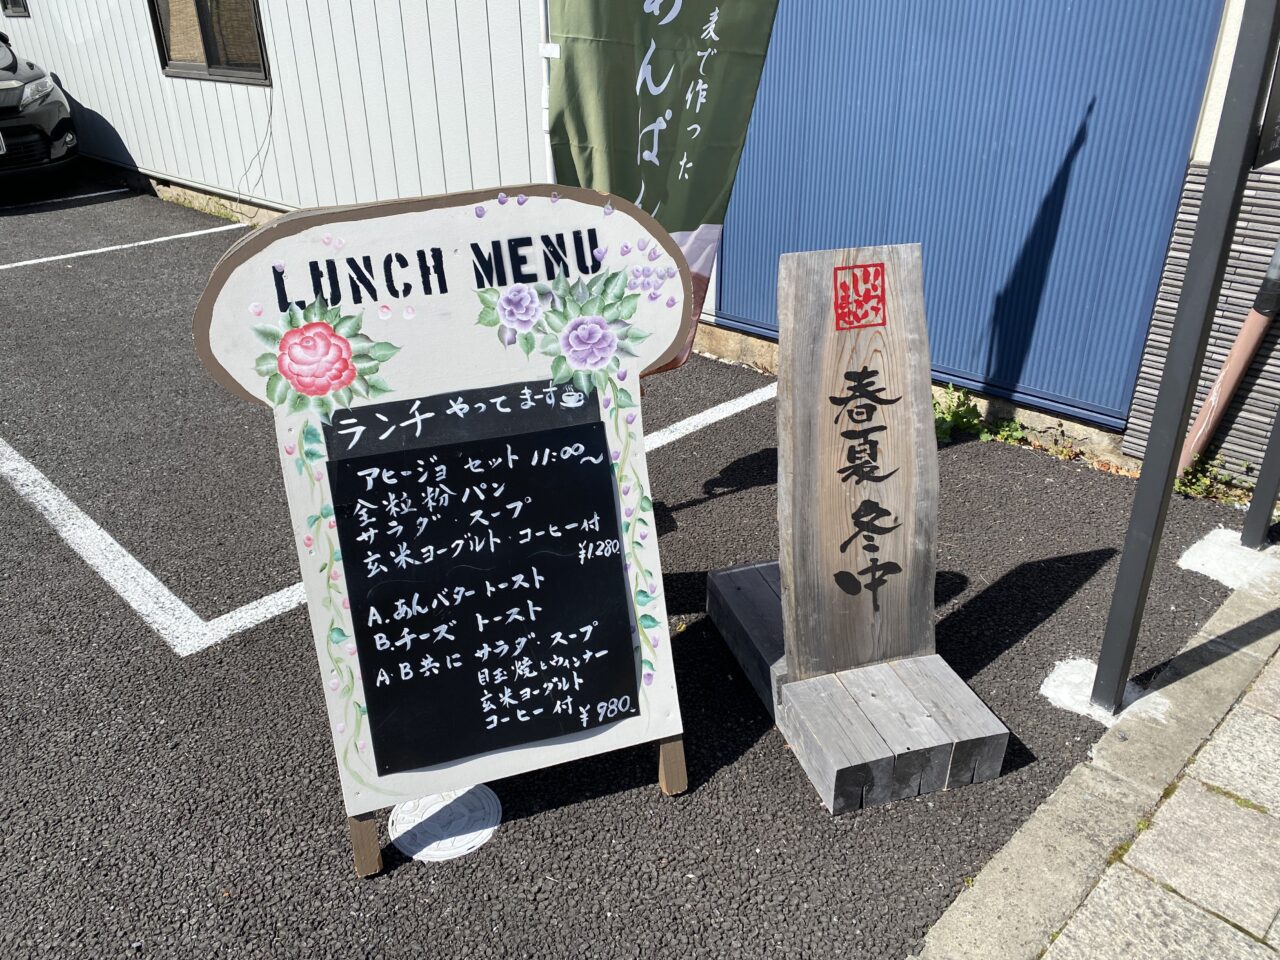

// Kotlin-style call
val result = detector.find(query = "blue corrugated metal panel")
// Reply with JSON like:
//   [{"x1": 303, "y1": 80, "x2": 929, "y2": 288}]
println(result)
[{"x1": 718, "y1": 0, "x2": 1222, "y2": 426}]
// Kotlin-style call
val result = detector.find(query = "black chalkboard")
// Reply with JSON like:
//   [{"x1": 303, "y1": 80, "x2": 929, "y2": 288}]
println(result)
[{"x1": 325, "y1": 384, "x2": 640, "y2": 776}]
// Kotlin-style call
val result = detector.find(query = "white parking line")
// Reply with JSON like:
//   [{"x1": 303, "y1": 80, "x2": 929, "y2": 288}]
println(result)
[
  {"x1": 0, "y1": 187, "x2": 132, "y2": 212},
  {"x1": 0, "y1": 380, "x2": 777, "y2": 657},
  {"x1": 0, "y1": 222, "x2": 247, "y2": 272}
]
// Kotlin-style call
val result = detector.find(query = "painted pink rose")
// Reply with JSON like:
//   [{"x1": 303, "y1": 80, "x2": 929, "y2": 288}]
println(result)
[
  {"x1": 277, "y1": 322, "x2": 356, "y2": 397},
  {"x1": 560, "y1": 314, "x2": 617, "y2": 370},
  {"x1": 496, "y1": 283, "x2": 543, "y2": 332}
]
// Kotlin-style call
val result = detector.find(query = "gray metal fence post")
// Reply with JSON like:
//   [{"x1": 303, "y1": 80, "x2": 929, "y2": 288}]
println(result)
[
  {"x1": 1091, "y1": 0, "x2": 1280, "y2": 713},
  {"x1": 1241, "y1": 409, "x2": 1280, "y2": 548}
]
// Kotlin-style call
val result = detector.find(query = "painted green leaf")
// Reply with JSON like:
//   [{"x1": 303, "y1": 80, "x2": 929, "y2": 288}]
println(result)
[
  {"x1": 518, "y1": 332, "x2": 535, "y2": 357},
  {"x1": 353, "y1": 356, "x2": 380, "y2": 375},
  {"x1": 302, "y1": 422, "x2": 323, "y2": 446},
  {"x1": 616, "y1": 294, "x2": 640, "y2": 320},
  {"x1": 324, "y1": 304, "x2": 343, "y2": 325},
  {"x1": 333, "y1": 313, "x2": 362, "y2": 337},
  {"x1": 602, "y1": 301, "x2": 622, "y2": 322},
  {"x1": 604, "y1": 270, "x2": 629, "y2": 302},
  {"x1": 333, "y1": 386, "x2": 354, "y2": 408},
  {"x1": 591, "y1": 370, "x2": 609, "y2": 392},
  {"x1": 347, "y1": 333, "x2": 374, "y2": 354},
  {"x1": 535, "y1": 282, "x2": 553, "y2": 296},
  {"x1": 552, "y1": 274, "x2": 571, "y2": 299},
  {"x1": 580, "y1": 295, "x2": 604, "y2": 316},
  {"x1": 350, "y1": 375, "x2": 370, "y2": 398},
  {"x1": 289, "y1": 391, "x2": 310, "y2": 414},
  {"x1": 254, "y1": 352, "x2": 278, "y2": 376},
  {"x1": 587, "y1": 271, "x2": 609, "y2": 297},
  {"x1": 320, "y1": 503, "x2": 335, "y2": 518},
  {"x1": 640, "y1": 495, "x2": 654, "y2": 512},
  {"x1": 626, "y1": 326, "x2": 651, "y2": 343},
  {"x1": 635, "y1": 590, "x2": 656, "y2": 607},
  {"x1": 306, "y1": 514, "x2": 319, "y2": 527},
  {"x1": 303, "y1": 297, "x2": 328, "y2": 323},
  {"x1": 286, "y1": 305, "x2": 305, "y2": 329},
  {"x1": 333, "y1": 550, "x2": 342, "y2": 562},
  {"x1": 551, "y1": 355, "x2": 572, "y2": 385},
  {"x1": 314, "y1": 395, "x2": 334, "y2": 422},
  {"x1": 295, "y1": 457, "x2": 305, "y2": 476},
  {"x1": 616, "y1": 388, "x2": 637, "y2": 409},
  {"x1": 253, "y1": 325, "x2": 282, "y2": 347},
  {"x1": 368, "y1": 341, "x2": 400, "y2": 361},
  {"x1": 265, "y1": 372, "x2": 290, "y2": 405},
  {"x1": 538, "y1": 333, "x2": 559, "y2": 352},
  {"x1": 365, "y1": 375, "x2": 392, "y2": 396},
  {"x1": 564, "y1": 297, "x2": 582, "y2": 320},
  {"x1": 642, "y1": 658, "x2": 655, "y2": 671},
  {"x1": 475, "y1": 306, "x2": 499, "y2": 327},
  {"x1": 616, "y1": 340, "x2": 639, "y2": 357},
  {"x1": 571, "y1": 369, "x2": 592, "y2": 394},
  {"x1": 303, "y1": 447, "x2": 324, "y2": 462},
  {"x1": 476, "y1": 288, "x2": 500, "y2": 308},
  {"x1": 622, "y1": 520, "x2": 630, "y2": 534},
  {"x1": 609, "y1": 356, "x2": 621, "y2": 372},
  {"x1": 572, "y1": 278, "x2": 590, "y2": 302},
  {"x1": 543, "y1": 309, "x2": 567, "y2": 333}
]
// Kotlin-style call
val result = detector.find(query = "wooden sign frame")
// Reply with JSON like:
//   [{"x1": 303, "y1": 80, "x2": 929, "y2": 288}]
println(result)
[{"x1": 194, "y1": 185, "x2": 692, "y2": 873}]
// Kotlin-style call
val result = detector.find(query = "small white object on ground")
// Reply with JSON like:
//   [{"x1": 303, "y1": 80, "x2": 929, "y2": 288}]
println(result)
[
  {"x1": 1039, "y1": 658, "x2": 1168, "y2": 727},
  {"x1": 1178, "y1": 527, "x2": 1280, "y2": 590},
  {"x1": 388, "y1": 785, "x2": 502, "y2": 862}
]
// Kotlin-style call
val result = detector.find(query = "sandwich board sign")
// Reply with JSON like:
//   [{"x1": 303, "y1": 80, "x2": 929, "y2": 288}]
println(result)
[
  {"x1": 194, "y1": 185, "x2": 692, "y2": 874},
  {"x1": 708, "y1": 244, "x2": 1007, "y2": 814}
]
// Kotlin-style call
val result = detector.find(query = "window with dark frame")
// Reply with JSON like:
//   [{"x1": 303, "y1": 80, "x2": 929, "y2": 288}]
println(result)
[
  {"x1": 1, "y1": 0, "x2": 32, "y2": 19},
  {"x1": 147, "y1": 0, "x2": 269, "y2": 84}
]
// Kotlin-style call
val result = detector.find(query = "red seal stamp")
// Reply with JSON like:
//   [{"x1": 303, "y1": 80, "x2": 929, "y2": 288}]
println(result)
[{"x1": 833, "y1": 263, "x2": 887, "y2": 331}]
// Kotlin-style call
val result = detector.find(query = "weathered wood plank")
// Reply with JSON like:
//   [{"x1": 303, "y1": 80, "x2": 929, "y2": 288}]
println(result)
[
  {"x1": 706, "y1": 563, "x2": 787, "y2": 714},
  {"x1": 889, "y1": 655, "x2": 1008, "y2": 787},
  {"x1": 778, "y1": 245, "x2": 938, "y2": 680},
  {"x1": 778, "y1": 673, "x2": 894, "y2": 813},
  {"x1": 836, "y1": 662, "x2": 953, "y2": 799},
  {"x1": 348, "y1": 812, "x2": 383, "y2": 878},
  {"x1": 657, "y1": 736, "x2": 688, "y2": 796}
]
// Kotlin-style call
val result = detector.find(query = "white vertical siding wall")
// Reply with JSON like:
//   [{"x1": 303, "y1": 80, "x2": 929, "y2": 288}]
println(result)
[{"x1": 0, "y1": 0, "x2": 548, "y2": 208}]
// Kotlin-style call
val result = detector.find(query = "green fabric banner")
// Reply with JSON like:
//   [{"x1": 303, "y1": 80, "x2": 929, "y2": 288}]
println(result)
[{"x1": 549, "y1": 0, "x2": 778, "y2": 317}]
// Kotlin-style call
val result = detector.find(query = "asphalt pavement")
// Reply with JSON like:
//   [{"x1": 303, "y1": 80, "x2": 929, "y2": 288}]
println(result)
[{"x1": 0, "y1": 169, "x2": 1243, "y2": 959}]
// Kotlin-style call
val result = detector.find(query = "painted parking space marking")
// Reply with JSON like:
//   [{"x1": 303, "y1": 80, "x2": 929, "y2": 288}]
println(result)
[
  {"x1": 0, "y1": 437, "x2": 304, "y2": 656},
  {"x1": 0, "y1": 222, "x2": 247, "y2": 272},
  {"x1": 0, "y1": 379, "x2": 776, "y2": 657},
  {"x1": 0, "y1": 187, "x2": 132, "y2": 212}
]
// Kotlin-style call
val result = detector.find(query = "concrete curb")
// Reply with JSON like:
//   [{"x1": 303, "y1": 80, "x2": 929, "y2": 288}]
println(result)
[{"x1": 912, "y1": 570, "x2": 1280, "y2": 960}]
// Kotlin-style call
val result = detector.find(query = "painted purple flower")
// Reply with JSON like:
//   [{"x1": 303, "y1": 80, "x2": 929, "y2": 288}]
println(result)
[
  {"x1": 496, "y1": 283, "x2": 543, "y2": 332},
  {"x1": 560, "y1": 314, "x2": 617, "y2": 370}
]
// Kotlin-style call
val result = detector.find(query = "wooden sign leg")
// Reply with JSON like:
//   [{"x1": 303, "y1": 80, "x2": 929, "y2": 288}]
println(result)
[
  {"x1": 347, "y1": 812, "x2": 383, "y2": 878},
  {"x1": 657, "y1": 735, "x2": 688, "y2": 796}
]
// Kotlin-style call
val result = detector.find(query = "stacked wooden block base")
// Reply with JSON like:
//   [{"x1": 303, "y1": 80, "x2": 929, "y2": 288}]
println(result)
[{"x1": 707, "y1": 561, "x2": 1008, "y2": 814}]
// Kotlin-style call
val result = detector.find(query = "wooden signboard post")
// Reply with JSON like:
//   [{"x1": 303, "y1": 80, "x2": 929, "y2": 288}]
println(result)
[
  {"x1": 194, "y1": 185, "x2": 692, "y2": 874},
  {"x1": 708, "y1": 244, "x2": 1007, "y2": 813}
]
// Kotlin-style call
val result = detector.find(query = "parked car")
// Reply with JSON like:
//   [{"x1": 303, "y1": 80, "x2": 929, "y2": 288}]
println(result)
[{"x1": 0, "y1": 31, "x2": 76, "y2": 174}]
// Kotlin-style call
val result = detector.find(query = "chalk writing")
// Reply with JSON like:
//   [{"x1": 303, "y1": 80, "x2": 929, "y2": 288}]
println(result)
[{"x1": 326, "y1": 391, "x2": 639, "y2": 776}]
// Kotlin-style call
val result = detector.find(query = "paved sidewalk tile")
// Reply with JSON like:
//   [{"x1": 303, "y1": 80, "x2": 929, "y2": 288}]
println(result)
[
  {"x1": 1126, "y1": 778, "x2": 1280, "y2": 938},
  {"x1": 1190, "y1": 705, "x2": 1280, "y2": 815},
  {"x1": 1245, "y1": 656, "x2": 1280, "y2": 721},
  {"x1": 1044, "y1": 864, "x2": 1274, "y2": 960}
]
